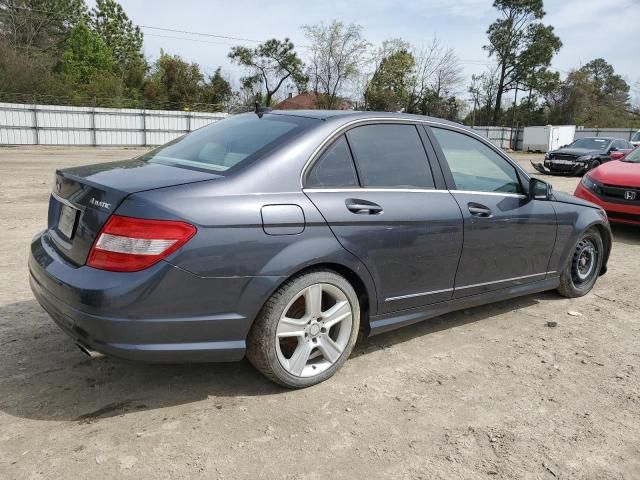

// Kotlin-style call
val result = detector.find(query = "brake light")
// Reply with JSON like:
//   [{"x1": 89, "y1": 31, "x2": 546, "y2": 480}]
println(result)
[{"x1": 87, "y1": 215, "x2": 197, "y2": 272}]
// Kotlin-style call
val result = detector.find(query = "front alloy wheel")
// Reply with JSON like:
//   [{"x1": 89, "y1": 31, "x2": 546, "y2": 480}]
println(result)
[{"x1": 247, "y1": 270, "x2": 360, "y2": 388}]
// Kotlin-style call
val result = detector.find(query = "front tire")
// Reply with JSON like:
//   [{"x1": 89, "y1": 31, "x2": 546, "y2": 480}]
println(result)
[
  {"x1": 557, "y1": 228, "x2": 604, "y2": 298},
  {"x1": 246, "y1": 270, "x2": 360, "y2": 388}
]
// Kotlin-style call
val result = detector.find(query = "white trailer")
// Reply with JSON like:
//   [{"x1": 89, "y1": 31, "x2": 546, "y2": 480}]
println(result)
[{"x1": 523, "y1": 125, "x2": 576, "y2": 152}]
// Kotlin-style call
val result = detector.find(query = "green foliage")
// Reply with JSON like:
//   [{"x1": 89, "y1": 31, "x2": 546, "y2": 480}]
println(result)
[
  {"x1": 205, "y1": 68, "x2": 233, "y2": 108},
  {"x1": 60, "y1": 22, "x2": 114, "y2": 84},
  {"x1": 229, "y1": 38, "x2": 306, "y2": 107},
  {"x1": 57, "y1": 22, "x2": 122, "y2": 101},
  {"x1": 548, "y1": 58, "x2": 634, "y2": 127},
  {"x1": 89, "y1": 0, "x2": 146, "y2": 90},
  {"x1": 484, "y1": 0, "x2": 561, "y2": 124},
  {"x1": 144, "y1": 52, "x2": 205, "y2": 108},
  {"x1": 365, "y1": 48, "x2": 415, "y2": 111},
  {"x1": 418, "y1": 92, "x2": 462, "y2": 120}
]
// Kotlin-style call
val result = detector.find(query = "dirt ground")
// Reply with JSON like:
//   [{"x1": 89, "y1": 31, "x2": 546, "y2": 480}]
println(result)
[{"x1": 0, "y1": 146, "x2": 639, "y2": 480}]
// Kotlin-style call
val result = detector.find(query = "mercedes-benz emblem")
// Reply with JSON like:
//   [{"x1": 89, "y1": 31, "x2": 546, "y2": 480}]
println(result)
[{"x1": 625, "y1": 191, "x2": 637, "y2": 201}]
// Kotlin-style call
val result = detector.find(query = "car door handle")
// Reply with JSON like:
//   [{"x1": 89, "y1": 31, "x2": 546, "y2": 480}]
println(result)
[
  {"x1": 345, "y1": 199, "x2": 383, "y2": 215},
  {"x1": 468, "y1": 203, "x2": 492, "y2": 218}
]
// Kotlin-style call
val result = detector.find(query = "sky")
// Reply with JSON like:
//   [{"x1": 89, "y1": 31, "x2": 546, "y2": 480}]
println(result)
[{"x1": 90, "y1": 0, "x2": 640, "y2": 102}]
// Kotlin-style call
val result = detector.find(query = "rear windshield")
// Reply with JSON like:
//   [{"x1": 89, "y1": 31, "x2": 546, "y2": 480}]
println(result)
[
  {"x1": 141, "y1": 114, "x2": 316, "y2": 173},
  {"x1": 569, "y1": 138, "x2": 610, "y2": 150}
]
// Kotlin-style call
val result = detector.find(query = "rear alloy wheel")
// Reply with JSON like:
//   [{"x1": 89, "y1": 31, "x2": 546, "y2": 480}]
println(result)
[
  {"x1": 557, "y1": 228, "x2": 604, "y2": 298},
  {"x1": 246, "y1": 270, "x2": 360, "y2": 388}
]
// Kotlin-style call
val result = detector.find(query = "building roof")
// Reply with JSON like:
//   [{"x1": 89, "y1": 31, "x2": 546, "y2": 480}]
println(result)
[
  {"x1": 274, "y1": 92, "x2": 352, "y2": 111},
  {"x1": 274, "y1": 92, "x2": 320, "y2": 110}
]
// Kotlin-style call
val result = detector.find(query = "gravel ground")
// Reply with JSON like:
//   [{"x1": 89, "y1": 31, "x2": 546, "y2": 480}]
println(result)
[{"x1": 0, "y1": 147, "x2": 639, "y2": 480}]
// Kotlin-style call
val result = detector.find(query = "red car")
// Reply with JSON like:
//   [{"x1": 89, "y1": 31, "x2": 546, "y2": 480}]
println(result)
[{"x1": 574, "y1": 147, "x2": 640, "y2": 225}]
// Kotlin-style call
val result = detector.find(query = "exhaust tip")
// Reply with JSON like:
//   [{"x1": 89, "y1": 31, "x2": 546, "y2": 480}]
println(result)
[{"x1": 76, "y1": 343, "x2": 105, "y2": 359}]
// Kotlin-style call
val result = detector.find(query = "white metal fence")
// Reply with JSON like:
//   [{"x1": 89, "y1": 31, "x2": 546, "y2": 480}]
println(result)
[
  {"x1": 1, "y1": 102, "x2": 637, "y2": 150},
  {"x1": 0, "y1": 102, "x2": 228, "y2": 146}
]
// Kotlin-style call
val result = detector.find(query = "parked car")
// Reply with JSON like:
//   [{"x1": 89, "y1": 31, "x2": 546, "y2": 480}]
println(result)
[
  {"x1": 575, "y1": 146, "x2": 640, "y2": 225},
  {"x1": 631, "y1": 130, "x2": 640, "y2": 148},
  {"x1": 532, "y1": 137, "x2": 634, "y2": 176},
  {"x1": 29, "y1": 111, "x2": 612, "y2": 388}
]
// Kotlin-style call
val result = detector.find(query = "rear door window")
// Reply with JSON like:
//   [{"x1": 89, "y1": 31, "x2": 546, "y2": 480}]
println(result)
[
  {"x1": 431, "y1": 127, "x2": 523, "y2": 194},
  {"x1": 306, "y1": 136, "x2": 359, "y2": 188},
  {"x1": 346, "y1": 124, "x2": 435, "y2": 189}
]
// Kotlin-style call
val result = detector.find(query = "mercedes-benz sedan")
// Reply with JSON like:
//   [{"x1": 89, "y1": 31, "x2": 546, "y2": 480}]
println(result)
[{"x1": 29, "y1": 111, "x2": 611, "y2": 388}]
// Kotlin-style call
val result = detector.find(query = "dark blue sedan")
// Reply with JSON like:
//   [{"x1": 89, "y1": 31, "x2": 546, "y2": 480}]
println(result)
[{"x1": 29, "y1": 110, "x2": 611, "y2": 388}]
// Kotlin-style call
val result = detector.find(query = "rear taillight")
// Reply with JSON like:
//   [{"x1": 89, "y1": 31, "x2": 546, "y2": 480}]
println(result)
[{"x1": 87, "y1": 215, "x2": 197, "y2": 272}]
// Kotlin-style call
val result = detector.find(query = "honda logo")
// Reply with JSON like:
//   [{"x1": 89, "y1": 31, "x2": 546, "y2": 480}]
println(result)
[{"x1": 625, "y1": 191, "x2": 637, "y2": 201}]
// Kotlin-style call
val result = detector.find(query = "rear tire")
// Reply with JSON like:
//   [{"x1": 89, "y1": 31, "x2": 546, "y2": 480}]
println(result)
[
  {"x1": 557, "y1": 228, "x2": 603, "y2": 298},
  {"x1": 246, "y1": 270, "x2": 360, "y2": 388}
]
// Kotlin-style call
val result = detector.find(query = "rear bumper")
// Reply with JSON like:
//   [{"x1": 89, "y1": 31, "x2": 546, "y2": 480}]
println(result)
[
  {"x1": 29, "y1": 231, "x2": 283, "y2": 363},
  {"x1": 531, "y1": 160, "x2": 588, "y2": 176},
  {"x1": 574, "y1": 185, "x2": 640, "y2": 226}
]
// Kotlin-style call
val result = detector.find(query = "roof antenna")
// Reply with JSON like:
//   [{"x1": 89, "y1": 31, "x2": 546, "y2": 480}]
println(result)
[{"x1": 255, "y1": 101, "x2": 272, "y2": 118}]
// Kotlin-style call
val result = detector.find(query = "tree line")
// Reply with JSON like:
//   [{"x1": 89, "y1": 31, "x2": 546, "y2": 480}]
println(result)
[{"x1": 1, "y1": 0, "x2": 638, "y2": 126}]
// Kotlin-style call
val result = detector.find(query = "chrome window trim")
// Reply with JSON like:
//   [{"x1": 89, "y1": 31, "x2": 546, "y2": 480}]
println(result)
[
  {"x1": 451, "y1": 190, "x2": 527, "y2": 199},
  {"x1": 299, "y1": 116, "x2": 531, "y2": 189},
  {"x1": 384, "y1": 271, "x2": 554, "y2": 302},
  {"x1": 302, "y1": 187, "x2": 526, "y2": 199},
  {"x1": 302, "y1": 187, "x2": 451, "y2": 194}
]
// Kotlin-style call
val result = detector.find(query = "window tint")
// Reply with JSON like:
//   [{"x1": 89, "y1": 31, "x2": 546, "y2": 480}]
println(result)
[
  {"x1": 306, "y1": 136, "x2": 358, "y2": 188},
  {"x1": 142, "y1": 114, "x2": 314, "y2": 173},
  {"x1": 346, "y1": 124, "x2": 434, "y2": 188},
  {"x1": 570, "y1": 138, "x2": 609, "y2": 150},
  {"x1": 431, "y1": 127, "x2": 523, "y2": 194},
  {"x1": 613, "y1": 139, "x2": 629, "y2": 150}
]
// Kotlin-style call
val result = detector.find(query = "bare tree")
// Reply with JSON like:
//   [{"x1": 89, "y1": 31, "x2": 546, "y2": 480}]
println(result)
[
  {"x1": 405, "y1": 38, "x2": 463, "y2": 113},
  {"x1": 0, "y1": 0, "x2": 86, "y2": 57},
  {"x1": 301, "y1": 20, "x2": 370, "y2": 109},
  {"x1": 468, "y1": 65, "x2": 500, "y2": 125}
]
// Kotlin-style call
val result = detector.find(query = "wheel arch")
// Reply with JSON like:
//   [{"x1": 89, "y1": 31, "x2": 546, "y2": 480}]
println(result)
[
  {"x1": 247, "y1": 261, "x2": 377, "y2": 338},
  {"x1": 548, "y1": 204, "x2": 612, "y2": 277},
  {"x1": 590, "y1": 221, "x2": 612, "y2": 275}
]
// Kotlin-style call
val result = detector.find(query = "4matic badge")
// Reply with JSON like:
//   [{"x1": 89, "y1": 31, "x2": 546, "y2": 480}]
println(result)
[{"x1": 90, "y1": 197, "x2": 111, "y2": 209}]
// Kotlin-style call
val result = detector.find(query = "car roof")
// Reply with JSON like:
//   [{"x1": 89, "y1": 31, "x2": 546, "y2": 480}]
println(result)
[{"x1": 266, "y1": 109, "x2": 463, "y2": 128}]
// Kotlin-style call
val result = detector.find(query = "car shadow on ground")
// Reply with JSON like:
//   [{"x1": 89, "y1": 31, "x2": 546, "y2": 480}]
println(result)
[
  {"x1": 0, "y1": 293, "x2": 549, "y2": 422},
  {"x1": 611, "y1": 224, "x2": 640, "y2": 246}
]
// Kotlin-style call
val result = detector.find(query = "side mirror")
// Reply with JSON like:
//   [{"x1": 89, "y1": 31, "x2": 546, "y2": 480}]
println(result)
[
  {"x1": 529, "y1": 178, "x2": 552, "y2": 201},
  {"x1": 609, "y1": 146, "x2": 618, "y2": 153}
]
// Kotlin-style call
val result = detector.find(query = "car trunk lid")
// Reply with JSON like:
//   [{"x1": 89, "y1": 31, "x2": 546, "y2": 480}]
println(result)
[{"x1": 47, "y1": 158, "x2": 219, "y2": 266}]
